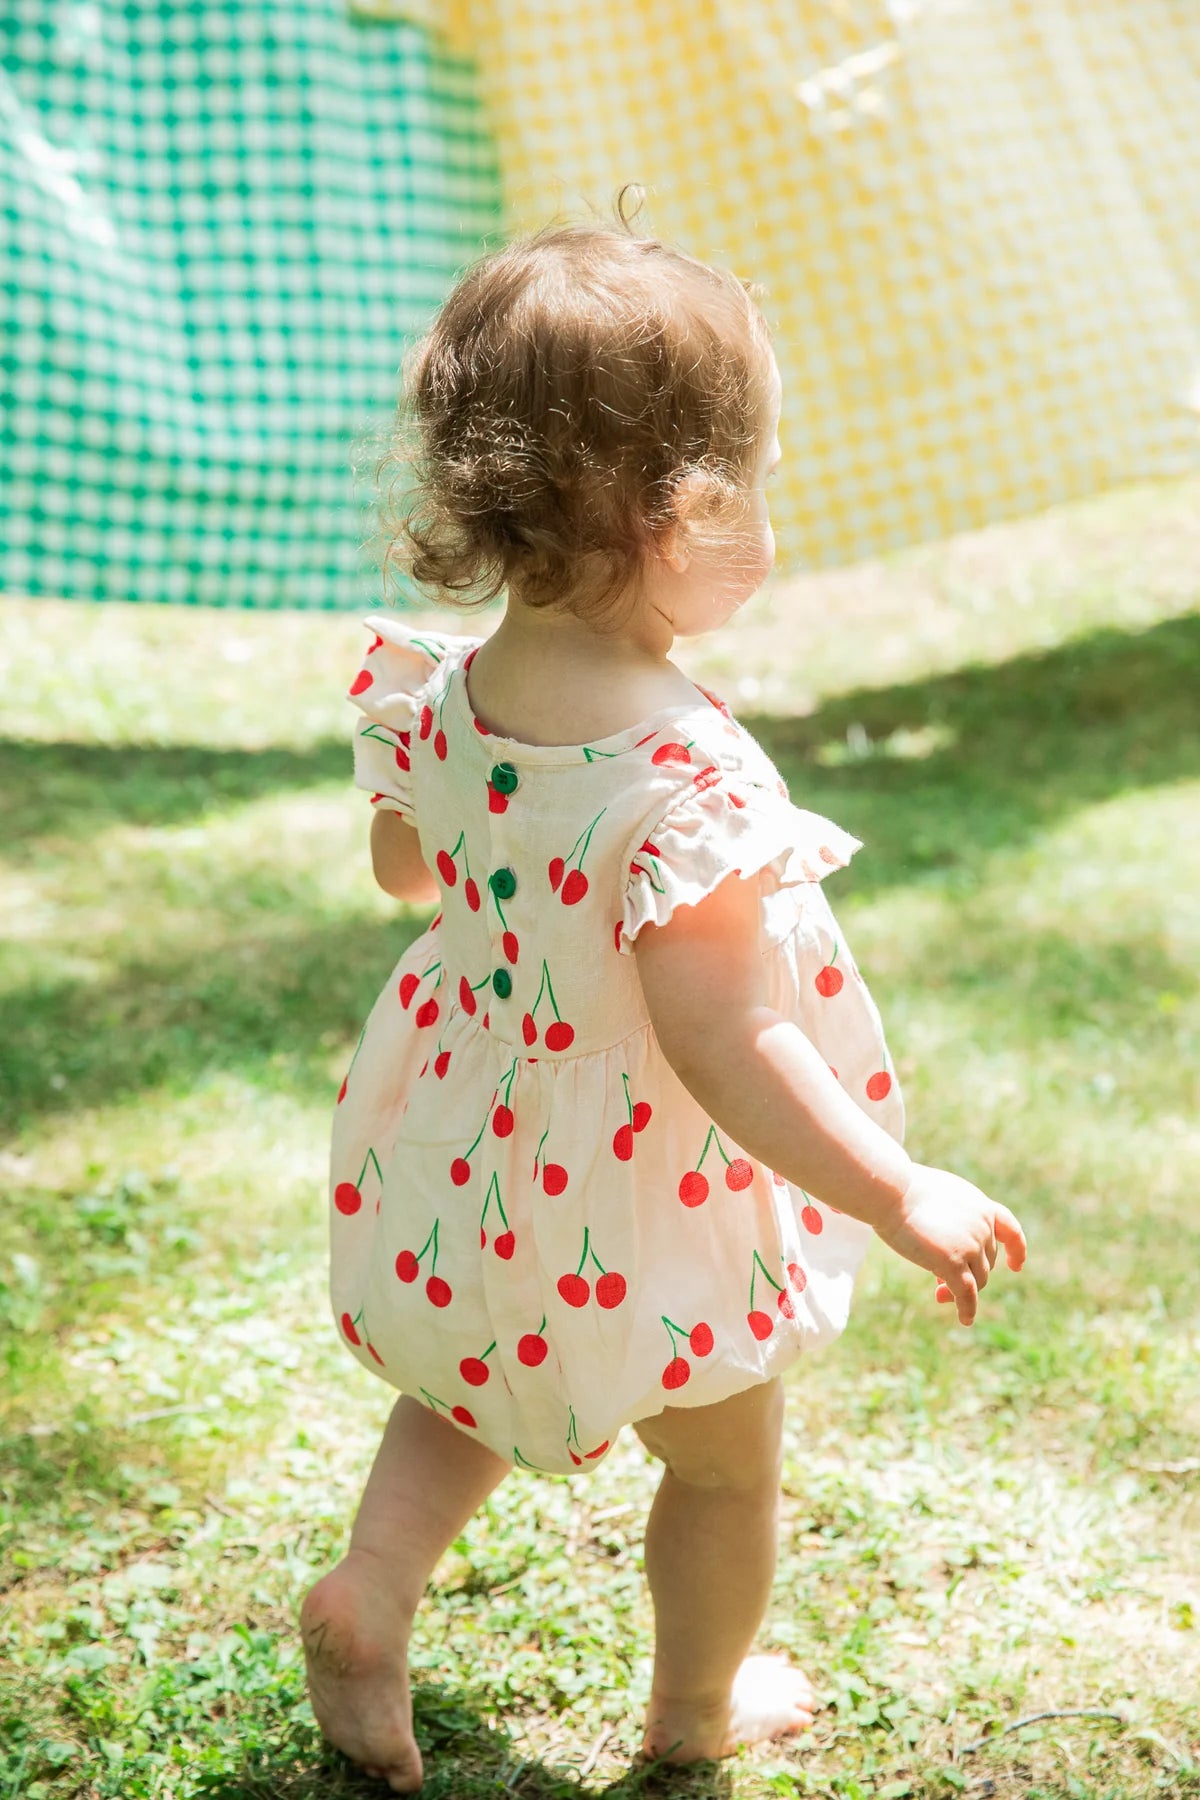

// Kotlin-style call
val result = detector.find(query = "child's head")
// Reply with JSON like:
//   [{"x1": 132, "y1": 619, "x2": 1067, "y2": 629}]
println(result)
[{"x1": 386, "y1": 209, "x2": 780, "y2": 630}]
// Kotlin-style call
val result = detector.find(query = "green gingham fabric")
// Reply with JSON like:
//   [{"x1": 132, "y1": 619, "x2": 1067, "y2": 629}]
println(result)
[{"x1": 0, "y1": 2, "x2": 500, "y2": 609}]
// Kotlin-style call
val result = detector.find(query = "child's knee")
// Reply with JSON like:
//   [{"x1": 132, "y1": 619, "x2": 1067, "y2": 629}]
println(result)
[{"x1": 635, "y1": 1378, "x2": 784, "y2": 1493}]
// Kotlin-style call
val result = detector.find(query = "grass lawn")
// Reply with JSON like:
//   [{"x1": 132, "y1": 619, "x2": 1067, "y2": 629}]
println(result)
[{"x1": 2, "y1": 475, "x2": 1199, "y2": 1799}]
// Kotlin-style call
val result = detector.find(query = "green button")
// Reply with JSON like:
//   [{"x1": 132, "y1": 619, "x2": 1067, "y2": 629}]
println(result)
[
  {"x1": 490, "y1": 867, "x2": 517, "y2": 900},
  {"x1": 490, "y1": 762, "x2": 519, "y2": 795},
  {"x1": 492, "y1": 968, "x2": 513, "y2": 999}
]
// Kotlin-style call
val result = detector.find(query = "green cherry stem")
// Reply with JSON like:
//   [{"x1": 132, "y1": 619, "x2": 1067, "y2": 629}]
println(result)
[
  {"x1": 534, "y1": 1125, "x2": 550, "y2": 1169},
  {"x1": 621, "y1": 1071, "x2": 634, "y2": 1126},
  {"x1": 513, "y1": 1446, "x2": 541, "y2": 1471},
  {"x1": 696, "y1": 1123, "x2": 732, "y2": 1171},
  {"x1": 485, "y1": 1171, "x2": 508, "y2": 1229},
  {"x1": 355, "y1": 1147, "x2": 383, "y2": 1188},
  {"x1": 529, "y1": 961, "x2": 549, "y2": 1020},
  {"x1": 574, "y1": 806, "x2": 607, "y2": 871},
  {"x1": 542, "y1": 962, "x2": 564, "y2": 1023},
  {"x1": 567, "y1": 1405, "x2": 580, "y2": 1450},
  {"x1": 407, "y1": 636, "x2": 445, "y2": 663},
  {"x1": 748, "y1": 1249, "x2": 783, "y2": 1308},
  {"x1": 575, "y1": 1227, "x2": 591, "y2": 1277}
]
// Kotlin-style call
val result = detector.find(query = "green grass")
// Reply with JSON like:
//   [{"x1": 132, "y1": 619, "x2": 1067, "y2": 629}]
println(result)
[{"x1": 2, "y1": 475, "x2": 1199, "y2": 1799}]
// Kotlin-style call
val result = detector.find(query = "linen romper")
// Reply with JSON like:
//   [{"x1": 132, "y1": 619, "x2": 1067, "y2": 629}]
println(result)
[{"x1": 329, "y1": 617, "x2": 904, "y2": 1475}]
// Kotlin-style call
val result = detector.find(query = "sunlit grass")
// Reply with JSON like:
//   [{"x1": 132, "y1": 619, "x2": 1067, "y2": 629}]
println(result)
[{"x1": 2, "y1": 476, "x2": 1199, "y2": 1798}]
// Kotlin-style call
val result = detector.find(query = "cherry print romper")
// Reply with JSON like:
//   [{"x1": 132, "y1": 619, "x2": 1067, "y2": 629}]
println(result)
[{"x1": 330, "y1": 616, "x2": 904, "y2": 1475}]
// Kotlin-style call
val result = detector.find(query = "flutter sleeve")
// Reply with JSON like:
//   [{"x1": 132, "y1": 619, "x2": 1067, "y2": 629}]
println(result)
[
  {"x1": 346, "y1": 616, "x2": 461, "y2": 823},
  {"x1": 620, "y1": 775, "x2": 862, "y2": 949}
]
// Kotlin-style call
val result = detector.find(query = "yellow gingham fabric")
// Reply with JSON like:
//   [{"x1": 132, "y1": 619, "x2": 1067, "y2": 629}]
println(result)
[{"x1": 357, "y1": 0, "x2": 1200, "y2": 569}]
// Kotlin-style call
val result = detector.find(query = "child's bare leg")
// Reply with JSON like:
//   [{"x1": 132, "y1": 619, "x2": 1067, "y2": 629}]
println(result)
[
  {"x1": 301, "y1": 1395, "x2": 509, "y2": 1791},
  {"x1": 634, "y1": 1377, "x2": 814, "y2": 1762}
]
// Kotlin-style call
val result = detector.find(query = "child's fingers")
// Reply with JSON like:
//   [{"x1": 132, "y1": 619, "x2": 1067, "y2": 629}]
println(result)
[
  {"x1": 949, "y1": 1269, "x2": 978, "y2": 1326},
  {"x1": 935, "y1": 1280, "x2": 953, "y2": 1304},
  {"x1": 994, "y1": 1205, "x2": 1027, "y2": 1271}
]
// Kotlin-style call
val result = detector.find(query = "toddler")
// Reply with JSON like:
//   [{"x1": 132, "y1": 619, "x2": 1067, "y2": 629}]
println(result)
[{"x1": 302, "y1": 217, "x2": 1026, "y2": 1789}]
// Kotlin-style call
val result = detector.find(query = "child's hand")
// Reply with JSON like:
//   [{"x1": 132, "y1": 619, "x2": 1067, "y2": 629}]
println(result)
[{"x1": 874, "y1": 1164, "x2": 1027, "y2": 1326}]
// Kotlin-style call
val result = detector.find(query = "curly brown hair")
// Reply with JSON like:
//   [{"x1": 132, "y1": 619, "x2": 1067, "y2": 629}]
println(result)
[{"x1": 380, "y1": 204, "x2": 774, "y2": 614}]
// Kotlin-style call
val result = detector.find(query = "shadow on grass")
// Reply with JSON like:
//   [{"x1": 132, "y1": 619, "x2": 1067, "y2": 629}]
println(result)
[
  {"x1": 3, "y1": 612, "x2": 1197, "y2": 864},
  {"x1": 745, "y1": 612, "x2": 1200, "y2": 898},
  {"x1": 2, "y1": 613, "x2": 1197, "y2": 1138},
  {"x1": 0, "y1": 739, "x2": 349, "y2": 855}
]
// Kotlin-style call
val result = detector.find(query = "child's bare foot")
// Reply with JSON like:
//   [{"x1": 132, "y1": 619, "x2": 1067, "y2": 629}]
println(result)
[
  {"x1": 643, "y1": 1655, "x2": 816, "y2": 1763},
  {"x1": 301, "y1": 1547, "x2": 423, "y2": 1790}
]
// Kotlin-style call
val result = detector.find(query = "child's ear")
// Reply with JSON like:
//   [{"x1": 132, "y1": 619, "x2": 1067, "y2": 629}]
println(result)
[{"x1": 657, "y1": 470, "x2": 710, "y2": 573}]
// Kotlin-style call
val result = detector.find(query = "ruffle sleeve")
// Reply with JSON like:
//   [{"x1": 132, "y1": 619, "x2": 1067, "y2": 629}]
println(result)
[
  {"x1": 347, "y1": 616, "x2": 468, "y2": 822},
  {"x1": 620, "y1": 777, "x2": 862, "y2": 950}
]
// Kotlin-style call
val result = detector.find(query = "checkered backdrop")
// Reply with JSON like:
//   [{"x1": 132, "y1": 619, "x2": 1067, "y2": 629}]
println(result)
[
  {"x1": 1, "y1": 1, "x2": 500, "y2": 609},
  {"x1": 375, "y1": 0, "x2": 1200, "y2": 573}
]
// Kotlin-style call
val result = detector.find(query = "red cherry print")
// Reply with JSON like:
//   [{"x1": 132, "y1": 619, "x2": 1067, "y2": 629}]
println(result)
[
  {"x1": 450, "y1": 1157, "x2": 471, "y2": 1186},
  {"x1": 632, "y1": 1102, "x2": 652, "y2": 1133},
  {"x1": 415, "y1": 998, "x2": 439, "y2": 1029},
  {"x1": 692, "y1": 765, "x2": 721, "y2": 793},
  {"x1": 394, "y1": 743, "x2": 410, "y2": 771},
  {"x1": 652, "y1": 742, "x2": 691, "y2": 766},
  {"x1": 341, "y1": 1311, "x2": 361, "y2": 1345},
  {"x1": 866, "y1": 1071, "x2": 893, "y2": 1101},
  {"x1": 689, "y1": 1321, "x2": 714, "y2": 1356},
  {"x1": 801, "y1": 1204, "x2": 823, "y2": 1235},
  {"x1": 465, "y1": 878, "x2": 481, "y2": 912},
  {"x1": 725, "y1": 1158, "x2": 753, "y2": 1191},
  {"x1": 678, "y1": 1170, "x2": 709, "y2": 1207},
  {"x1": 662, "y1": 1357, "x2": 691, "y2": 1390},
  {"x1": 395, "y1": 1250, "x2": 419, "y2": 1282},
  {"x1": 418, "y1": 704, "x2": 433, "y2": 740},
  {"x1": 419, "y1": 1060, "x2": 429, "y2": 1078},
  {"x1": 494, "y1": 1230, "x2": 515, "y2": 1261},
  {"x1": 482, "y1": 1011, "x2": 490, "y2": 1030},
  {"x1": 399, "y1": 972, "x2": 419, "y2": 1008},
  {"x1": 613, "y1": 921, "x2": 622, "y2": 953},
  {"x1": 728, "y1": 791, "x2": 746, "y2": 809},
  {"x1": 487, "y1": 785, "x2": 508, "y2": 814},
  {"x1": 569, "y1": 1451, "x2": 582, "y2": 1467},
  {"x1": 557, "y1": 1273, "x2": 590, "y2": 1307},
  {"x1": 542, "y1": 1163, "x2": 568, "y2": 1196},
  {"x1": 451, "y1": 1405, "x2": 476, "y2": 1428},
  {"x1": 777, "y1": 1290, "x2": 796, "y2": 1319},
  {"x1": 612, "y1": 1123, "x2": 634, "y2": 1161},
  {"x1": 436, "y1": 850, "x2": 457, "y2": 886},
  {"x1": 435, "y1": 1051, "x2": 451, "y2": 1079},
  {"x1": 787, "y1": 1261, "x2": 807, "y2": 1293},
  {"x1": 596, "y1": 1271, "x2": 627, "y2": 1309},
  {"x1": 459, "y1": 976, "x2": 476, "y2": 1015},
  {"x1": 819, "y1": 844, "x2": 840, "y2": 865},
  {"x1": 366, "y1": 633, "x2": 384, "y2": 654},
  {"x1": 336, "y1": 1075, "x2": 348, "y2": 1105},
  {"x1": 434, "y1": 729, "x2": 448, "y2": 761},
  {"x1": 829, "y1": 1067, "x2": 839, "y2": 1081},
  {"x1": 493, "y1": 1104, "x2": 514, "y2": 1138},
  {"x1": 334, "y1": 1182, "x2": 362, "y2": 1216},
  {"x1": 585, "y1": 1441, "x2": 609, "y2": 1460},
  {"x1": 460, "y1": 1357, "x2": 490, "y2": 1386},
  {"x1": 349, "y1": 669, "x2": 373, "y2": 696},
  {"x1": 815, "y1": 965, "x2": 844, "y2": 997},
  {"x1": 522, "y1": 1012, "x2": 537, "y2": 1046},
  {"x1": 561, "y1": 869, "x2": 588, "y2": 906},
  {"x1": 748, "y1": 1310, "x2": 774, "y2": 1341},
  {"x1": 772, "y1": 1169, "x2": 787, "y2": 1187},
  {"x1": 426, "y1": 1276, "x2": 452, "y2": 1308},
  {"x1": 518, "y1": 1333, "x2": 547, "y2": 1367},
  {"x1": 548, "y1": 856, "x2": 564, "y2": 892},
  {"x1": 544, "y1": 1021, "x2": 574, "y2": 1051},
  {"x1": 480, "y1": 1227, "x2": 486, "y2": 1249},
  {"x1": 367, "y1": 1342, "x2": 385, "y2": 1365},
  {"x1": 502, "y1": 930, "x2": 519, "y2": 964}
]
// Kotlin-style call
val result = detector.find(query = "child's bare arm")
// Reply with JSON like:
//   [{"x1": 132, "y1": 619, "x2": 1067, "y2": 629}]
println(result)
[
  {"x1": 634, "y1": 870, "x2": 1025, "y2": 1324},
  {"x1": 370, "y1": 811, "x2": 440, "y2": 906}
]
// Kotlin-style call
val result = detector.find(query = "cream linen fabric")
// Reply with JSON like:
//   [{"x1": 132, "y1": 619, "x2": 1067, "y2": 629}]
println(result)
[{"x1": 329, "y1": 618, "x2": 904, "y2": 1473}]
